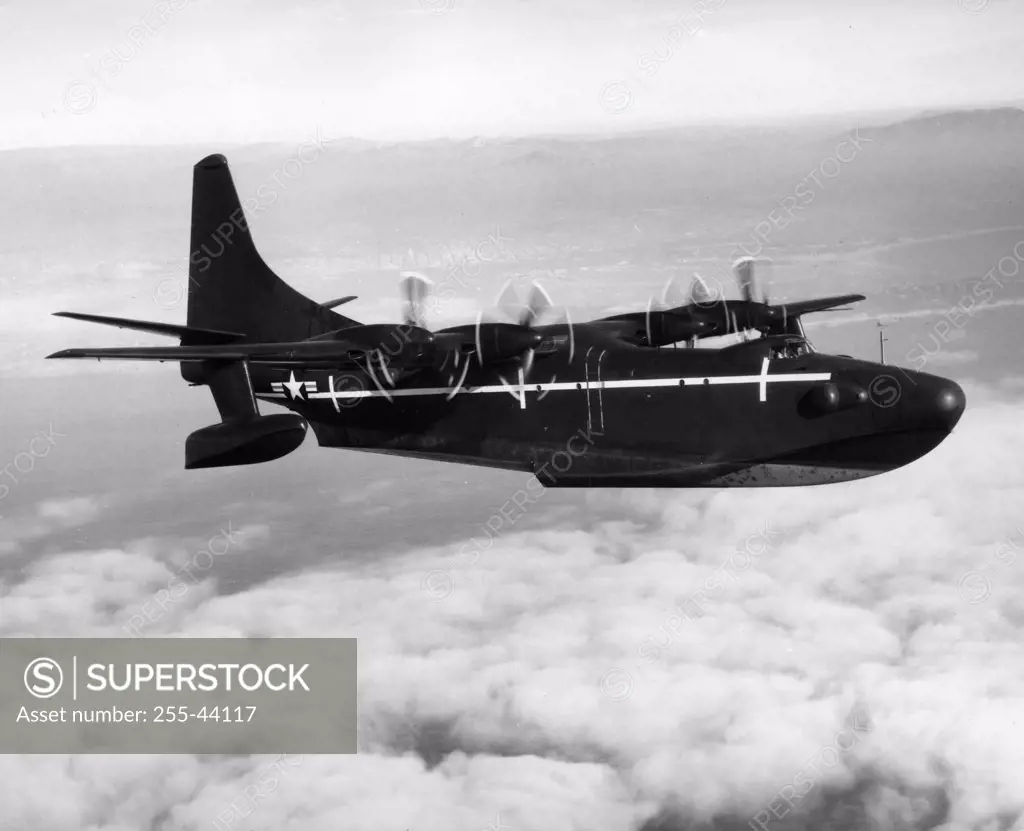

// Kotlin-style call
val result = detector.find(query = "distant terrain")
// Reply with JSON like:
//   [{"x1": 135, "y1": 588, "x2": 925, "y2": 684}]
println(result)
[{"x1": 2, "y1": 106, "x2": 1022, "y2": 379}]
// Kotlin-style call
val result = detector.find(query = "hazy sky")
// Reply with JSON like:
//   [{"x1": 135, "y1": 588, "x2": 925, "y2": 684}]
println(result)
[{"x1": 3, "y1": 0, "x2": 1023, "y2": 148}]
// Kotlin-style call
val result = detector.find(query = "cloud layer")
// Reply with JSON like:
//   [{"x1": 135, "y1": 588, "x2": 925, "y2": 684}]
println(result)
[{"x1": 4, "y1": 385, "x2": 1023, "y2": 830}]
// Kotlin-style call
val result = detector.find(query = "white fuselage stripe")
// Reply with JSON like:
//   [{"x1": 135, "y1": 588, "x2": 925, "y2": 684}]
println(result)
[
  {"x1": 759, "y1": 357, "x2": 771, "y2": 403},
  {"x1": 257, "y1": 372, "x2": 833, "y2": 402}
]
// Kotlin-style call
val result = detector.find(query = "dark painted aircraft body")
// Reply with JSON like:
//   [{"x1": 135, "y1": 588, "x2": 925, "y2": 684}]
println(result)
[{"x1": 48, "y1": 155, "x2": 966, "y2": 487}]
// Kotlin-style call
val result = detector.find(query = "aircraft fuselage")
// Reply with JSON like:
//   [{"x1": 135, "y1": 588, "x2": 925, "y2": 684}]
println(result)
[{"x1": 252, "y1": 329, "x2": 965, "y2": 487}]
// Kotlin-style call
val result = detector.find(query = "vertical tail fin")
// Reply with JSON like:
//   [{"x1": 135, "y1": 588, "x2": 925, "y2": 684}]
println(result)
[{"x1": 182, "y1": 154, "x2": 357, "y2": 382}]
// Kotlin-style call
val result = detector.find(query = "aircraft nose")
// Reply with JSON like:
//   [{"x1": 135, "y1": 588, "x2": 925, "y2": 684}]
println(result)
[
  {"x1": 935, "y1": 379, "x2": 966, "y2": 430},
  {"x1": 880, "y1": 371, "x2": 967, "y2": 435}
]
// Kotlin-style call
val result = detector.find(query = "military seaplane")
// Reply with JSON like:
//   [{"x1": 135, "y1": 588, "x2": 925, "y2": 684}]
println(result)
[{"x1": 47, "y1": 154, "x2": 966, "y2": 487}]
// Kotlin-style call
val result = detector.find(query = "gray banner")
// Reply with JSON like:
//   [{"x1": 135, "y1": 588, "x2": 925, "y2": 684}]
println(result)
[{"x1": 0, "y1": 638, "x2": 357, "y2": 754}]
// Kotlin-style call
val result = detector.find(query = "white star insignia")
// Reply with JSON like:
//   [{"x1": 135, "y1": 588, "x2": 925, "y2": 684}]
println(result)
[{"x1": 283, "y1": 371, "x2": 305, "y2": 400}]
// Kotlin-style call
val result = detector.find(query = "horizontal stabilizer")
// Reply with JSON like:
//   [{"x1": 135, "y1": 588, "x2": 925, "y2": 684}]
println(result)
[
  {"x1": 778, "y1": 294, "x2": 866, "y2": 317},
  {"x1": 321, "y1": 296, "x2": 358, "y2": 310},
  {"x1": 53, "y1": 312, "x2": 246, "y2": 344}
]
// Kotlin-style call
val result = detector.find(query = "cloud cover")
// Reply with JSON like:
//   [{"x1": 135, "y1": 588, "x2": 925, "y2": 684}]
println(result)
[{"x1": 3, "y1": 384, "x2": 1023, "y2": 831}]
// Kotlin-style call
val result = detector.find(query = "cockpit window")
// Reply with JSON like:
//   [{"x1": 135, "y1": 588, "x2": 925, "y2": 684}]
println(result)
[{"x1": 769, "y1": 339, "x2": 814, "y2": 360}]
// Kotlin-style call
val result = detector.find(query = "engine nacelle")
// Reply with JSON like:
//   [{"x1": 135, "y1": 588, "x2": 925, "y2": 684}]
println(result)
[
  {"x1": 185, "y1": 414, "x2": 307, "y2": 469},
  {"x1": 644, "y1": 311, "x2": 715, "y2": 347},
  {"x1": 435, "y1": 323, "x2": 542, "y2": 365}
]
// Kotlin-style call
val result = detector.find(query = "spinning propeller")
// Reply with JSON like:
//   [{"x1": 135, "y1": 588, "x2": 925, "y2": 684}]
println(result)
[
  {"x1": 734, "y1": 257, "x2": 761, "y2": 304},
  {"x1": 629, "y1": 274, "x2": 717, "y2": 347},
  {"x1": 486, "y1": 279, "x2": 554, "y2": 377},
  {"x1": 733, "y1": 257, "x2": 773, "y2": 338},
  {"x1": 688, "y1": 272, "x2": 720, "y2": 307},
  {"x1": 615, "y1": 258, "x2": 864, "y2": 346},
  {"x1": 399, "y1": 271, "x2": 434, "y2": 329},
  {"x1": 394, "y1": 273, "x2": 567, "y2": 399},
  {"x1": 727, "y1": 257, "x2": 863, "y2": 339}
]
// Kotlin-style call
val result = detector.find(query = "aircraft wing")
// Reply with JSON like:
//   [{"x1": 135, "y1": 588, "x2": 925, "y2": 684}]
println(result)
[
  {"x1": 47, "y1": 342, "x2": 380, "y2": 365},
  {"x1": 47, "y1": 319, "x2": 437, "y2": 367},
  {"x1": 777, "y1": 294, "x2": 866, "y2": 317}
]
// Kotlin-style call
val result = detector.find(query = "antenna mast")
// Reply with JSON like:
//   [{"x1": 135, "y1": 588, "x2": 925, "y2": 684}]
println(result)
[{"x1": 877, "y1": 321, "x2": 888, "y2": 364}]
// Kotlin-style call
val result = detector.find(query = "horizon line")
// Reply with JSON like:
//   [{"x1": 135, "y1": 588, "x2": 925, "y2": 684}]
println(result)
[{"x1": 5, "y1": 100, "x2": 1024, "y2": 155}]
